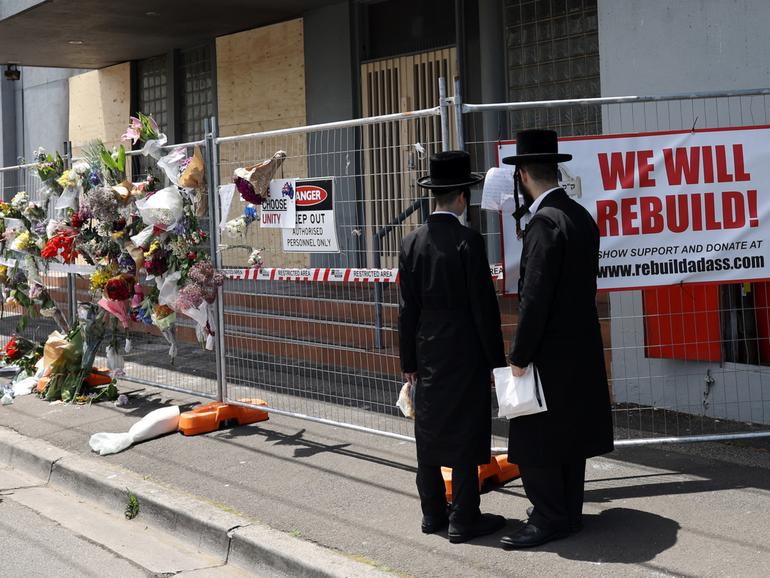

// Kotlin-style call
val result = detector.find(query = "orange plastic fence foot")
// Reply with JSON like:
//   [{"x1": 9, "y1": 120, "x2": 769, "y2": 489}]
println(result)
[
  {"x1": 178, "y1": 399, "x2": 269, "y2": 436},
  {"x1": 441, "y1": 455, "x2": 520, "y2": 503},
  {"x1": 492, "y1": 454, "x2": 521, "y2": 484}
]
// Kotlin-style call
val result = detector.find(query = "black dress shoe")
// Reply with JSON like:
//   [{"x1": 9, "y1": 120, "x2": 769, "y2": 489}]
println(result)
[
  {"x1": 500, "y1": 522, "x2": 569, "y2": 549},
  {"x1": 421, "y1": 513, "x2": 449, "y2": 534},
  {"x1": 448, "y1": 513, "x2": 507, "y2": 544},
  {"x1": 525, "y1": 506, "x2": 582, "y2": 533}
]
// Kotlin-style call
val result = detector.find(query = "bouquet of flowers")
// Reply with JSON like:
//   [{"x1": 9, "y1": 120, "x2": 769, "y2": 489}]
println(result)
[
  {"x1": 232, "y1": 151, "x2": 286, "y2": 205},
  {"x1": 98, "y1": 273, "x2": 135, "y2": 328},
  {"x1": 3, "y1": 335, "x2": 43, "y2": 377},
  {"x1": 224, "y1": 204, "x2": 258, "y2": 237}
]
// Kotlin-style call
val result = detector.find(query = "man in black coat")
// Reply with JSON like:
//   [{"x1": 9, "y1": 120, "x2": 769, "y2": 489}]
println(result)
[
  {"x1": 399, "y1": 150, "x2": 507, "y2": 544},
  {"x1": 499, "y1": 130, "x2": 614, "y2": 549}
]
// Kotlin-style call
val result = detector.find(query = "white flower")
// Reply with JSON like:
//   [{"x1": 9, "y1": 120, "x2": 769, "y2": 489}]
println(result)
[
  {"x1": 247, "y1": 248, "x2": 263, "y2": 267},
  {"x1": 40, "y1": 307, "x2": 57, "y2": 318},
  {"x1": 225, "y1": 216, "x2": 247, "y2": 237},
  {"x1": 73, "y1": 161, "x2": 90, "y2": 175},
  {"x1": 11, "y1": 191, "x2": 29, "y2": 210}
]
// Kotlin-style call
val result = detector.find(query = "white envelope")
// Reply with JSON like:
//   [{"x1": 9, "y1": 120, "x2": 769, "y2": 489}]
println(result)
[{"x1": 493, "y1": 365, "x2": 548, "y2": 419}]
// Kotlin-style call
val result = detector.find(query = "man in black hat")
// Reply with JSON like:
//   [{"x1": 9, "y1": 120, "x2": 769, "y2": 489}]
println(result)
[
  {"x1": 399, "y1": 150, "x2": 507, "y2": 543},
  {"x1": 499, "y1": 129, "x2": 614, "y2": 549}
]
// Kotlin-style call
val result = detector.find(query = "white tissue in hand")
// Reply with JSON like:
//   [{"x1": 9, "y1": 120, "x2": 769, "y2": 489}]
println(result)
[{"x1": 88, "y1": 405, "x2": 180, "y2": 455}]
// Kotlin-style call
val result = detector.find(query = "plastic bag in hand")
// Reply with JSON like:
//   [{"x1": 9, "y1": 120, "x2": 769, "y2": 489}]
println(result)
[{"x1": 395, "y1": 382, "x2": 416, "y2": 418}]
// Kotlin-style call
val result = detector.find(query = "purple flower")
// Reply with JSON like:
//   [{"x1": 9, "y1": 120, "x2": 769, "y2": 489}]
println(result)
[
  {"x1": 89, "y1": 171, "x2": 101, "y2": 186},
  {"x1": 234, "y1": 176, "x2": 265, "y2": 205},
  {"x1": 118, "y1": 252, "x2": 136, "y2": 273},
  {"x1": 33, "y1": 222, "x2": 47, "y2": 235}
]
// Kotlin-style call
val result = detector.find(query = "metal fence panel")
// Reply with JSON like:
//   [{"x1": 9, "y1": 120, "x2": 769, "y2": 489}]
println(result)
[
  {"x1": 463, "y1": 90, "x2": 770, "y2": 447},
  {"x1": 216, "y1": 112, "x2": 443, "y2": 440},
  {"x1": 0, "y1": 141, "x2": 221, "y2": 401}
]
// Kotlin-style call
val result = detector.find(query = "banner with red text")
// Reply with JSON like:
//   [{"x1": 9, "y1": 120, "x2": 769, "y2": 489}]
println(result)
[{"x1": 498, "y1": 126, "x2": 770, "y2": 293}]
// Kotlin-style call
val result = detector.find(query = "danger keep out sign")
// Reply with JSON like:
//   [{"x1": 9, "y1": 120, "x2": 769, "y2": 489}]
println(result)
[
  {"x1": 498, "y1": 126, "x2": 770, "y2": 293},
  {"x1": 282, "y1": 178, "x2": 340, "y2": 253}
]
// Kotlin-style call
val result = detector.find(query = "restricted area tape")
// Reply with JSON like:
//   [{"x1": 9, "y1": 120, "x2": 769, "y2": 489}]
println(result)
[{"x1": 224, "y1": 264, "x2": 505, "y2": 284}]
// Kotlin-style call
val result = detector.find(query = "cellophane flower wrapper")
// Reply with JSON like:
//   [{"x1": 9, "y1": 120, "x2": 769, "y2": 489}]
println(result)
[
  {"x1": 106, "y1": 344, "x2": 125, "y2": 377},
  {"x1": 156, "y1": 271, "x2": 181, "y2": 308},
  {"x1": 98, "y1": 297, "x2": 130, "y2": 329},
  {"x1": 157, "y1": 147, "x2": 187, "y2": 185},
  {"x1": 135, "y1": 185, "x2": 184, "y2": 231},
  {"x1": 140, "y1": 133, "x2": 168, "y2": 160}
]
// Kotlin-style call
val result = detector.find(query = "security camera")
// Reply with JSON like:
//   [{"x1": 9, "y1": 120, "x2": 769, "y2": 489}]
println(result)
[{"x1": 4, "y1": 65, "x2": 20, "y2": 81}]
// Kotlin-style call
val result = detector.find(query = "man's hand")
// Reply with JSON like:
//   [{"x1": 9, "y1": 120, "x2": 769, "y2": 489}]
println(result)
[
  {"x1": 509, "y1": 364, "x2": 526, "y2": 378},
  {"x1": 404, "y1": 372, "x2": 418, "y2": 386}
]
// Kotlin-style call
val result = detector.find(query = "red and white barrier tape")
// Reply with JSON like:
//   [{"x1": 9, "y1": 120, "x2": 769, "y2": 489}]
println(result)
[{"x1": 223, "y1": 264, "x2": 504, "y2": 283}]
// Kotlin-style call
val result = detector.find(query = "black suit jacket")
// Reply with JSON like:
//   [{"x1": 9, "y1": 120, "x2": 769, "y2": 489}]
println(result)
[
  {"x1": 508, "y1": 189, "x2": 614, "y2": 466},
  {"x1": 399, "y1": 213, "x2": 506, "y2": 466}
]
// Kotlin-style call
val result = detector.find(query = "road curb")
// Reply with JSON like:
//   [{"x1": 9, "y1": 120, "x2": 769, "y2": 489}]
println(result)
[{"x1": 0, "y1": 426, "x2": 394, "y2": 578}]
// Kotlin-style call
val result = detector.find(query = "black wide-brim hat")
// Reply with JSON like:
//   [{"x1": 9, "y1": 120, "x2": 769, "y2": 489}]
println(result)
[
  {"x1": 502, "y1": 129, "x2": 572, "y2": 165},
  {"x1": 417, "y1": 150, "x2": 485, "y2": 192}
]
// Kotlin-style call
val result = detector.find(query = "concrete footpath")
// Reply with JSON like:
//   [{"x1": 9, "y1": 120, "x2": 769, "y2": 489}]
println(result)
[{"x1": 2, "y1": 386, "x2": 770, "y2": 577}]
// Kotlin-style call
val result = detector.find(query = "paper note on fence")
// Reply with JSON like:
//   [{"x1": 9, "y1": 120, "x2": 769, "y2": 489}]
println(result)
[
  {"x1": 481, "y1": 167, "x2": 514, "y2": 211},
  {"x1": 262, "y1": 178, "x2": 297, "y2": 228}
]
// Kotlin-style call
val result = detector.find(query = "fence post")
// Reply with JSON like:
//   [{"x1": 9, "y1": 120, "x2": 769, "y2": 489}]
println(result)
[
  {"x1": 453, "y1": 76, "x2": 465, "y2": 150},
  {"x1": 204, "y1": 117, "x2": 227, "y2": 404},
  {"x1": 63, "y1": 141, "x2": 78, "y2": 327},
  {"x1": 438, "y1": 77, "x2": 451, "y2": 152}
]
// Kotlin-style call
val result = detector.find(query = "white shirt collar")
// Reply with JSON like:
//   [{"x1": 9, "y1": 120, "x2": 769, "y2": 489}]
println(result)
[
  {"x1": 432, "y1": 210, "x2": 461, "y2": 221},
  {"x1": 528, "y1": 186, "x2": 561, "y2": 215}
]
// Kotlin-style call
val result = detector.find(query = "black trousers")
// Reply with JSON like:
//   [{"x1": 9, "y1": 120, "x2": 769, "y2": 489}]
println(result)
[
  {"x1": 519, "y1": 459, "x2": 586, "y2": 532},
  {"x1": 416, "y1": 463, "x2": 480, "y2": 524}
]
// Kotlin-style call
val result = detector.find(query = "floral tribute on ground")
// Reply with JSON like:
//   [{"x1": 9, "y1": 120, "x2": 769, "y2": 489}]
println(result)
[{"x1": 0, "y1": 113, "x2": 224, "y2": 403}]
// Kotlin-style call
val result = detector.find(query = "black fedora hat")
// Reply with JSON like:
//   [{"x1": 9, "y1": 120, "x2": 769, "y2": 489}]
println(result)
[
  {"x1": 417, "y1": 150, "x2": 485, "y2": 192},
  {"x1": 501, "y1": 129, "x2": 572, "y2": 165}
]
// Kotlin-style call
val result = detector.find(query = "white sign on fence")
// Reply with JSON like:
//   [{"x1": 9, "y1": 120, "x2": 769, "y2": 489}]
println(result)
[
  {"x1": 498, "y1": 126, "x2": 770, "y2": 293},
  {"x1": 281, "y1": 178, "x2": 339, "y2": 253},
  {"x1": 262, "y1": 178, "x2": 297, "y2": 228}
]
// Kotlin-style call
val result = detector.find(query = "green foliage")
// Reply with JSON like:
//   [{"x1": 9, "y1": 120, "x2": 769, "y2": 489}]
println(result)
[{"x1": 124, "y1": 489, "x2": 140, "y2": 520}]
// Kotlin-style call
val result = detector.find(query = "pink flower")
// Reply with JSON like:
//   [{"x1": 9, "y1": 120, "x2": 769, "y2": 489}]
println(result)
[
  {"x1": 122, "y1": 116, "x2": 142, "y2": 144},
  {"x1": 98, "y1": 297, "x2": 130, "y2": 328}
]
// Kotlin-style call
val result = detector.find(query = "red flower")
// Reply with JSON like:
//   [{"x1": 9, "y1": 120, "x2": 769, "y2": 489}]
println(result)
[
  {"x1": 104, "y1": 277, "x2": 131, "y2": 301},
  {"x1": 4, "y1": 336, "x2": 20, "y2": 360},
  {"x1": 41, "y1": 231, "x2": 78, "y2": 263}
]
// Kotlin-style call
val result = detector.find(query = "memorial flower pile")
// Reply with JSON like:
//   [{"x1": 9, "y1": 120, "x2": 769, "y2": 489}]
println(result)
[{"x1": 1, "y1": 111, "x2": 225, "y2": 399}]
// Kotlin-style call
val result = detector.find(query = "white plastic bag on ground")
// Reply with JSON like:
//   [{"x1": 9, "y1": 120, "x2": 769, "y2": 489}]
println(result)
[{"x1": 89, "y1": 405, "x2": 180, "y2": 456}]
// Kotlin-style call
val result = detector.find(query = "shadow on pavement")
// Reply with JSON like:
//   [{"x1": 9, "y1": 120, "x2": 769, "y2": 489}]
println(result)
[
  {"x1": 437, "y1": 508, "x2": 679, "y2": 563},
  {"x1": 543, "y1": 508, "x2": 680, "y2": 563}
]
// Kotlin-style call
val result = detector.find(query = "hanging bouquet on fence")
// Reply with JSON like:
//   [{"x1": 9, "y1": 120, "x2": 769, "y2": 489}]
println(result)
[{"x1": 0, "y1": 111, "x2": 225, "y2": 400}]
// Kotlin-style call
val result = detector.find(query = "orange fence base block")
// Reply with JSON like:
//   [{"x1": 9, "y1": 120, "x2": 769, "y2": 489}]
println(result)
[
  {"x1": 441, "y1": 454, "x2": 521, "y2": 503},
  {"x1": 179, "y1": 399, "x2": 269, "y2": 436}
]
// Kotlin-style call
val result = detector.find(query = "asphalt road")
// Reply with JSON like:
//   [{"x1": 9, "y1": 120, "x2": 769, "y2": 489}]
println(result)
[{"x1": 0, "y1": 497, "x2": 149, "y2": 578}]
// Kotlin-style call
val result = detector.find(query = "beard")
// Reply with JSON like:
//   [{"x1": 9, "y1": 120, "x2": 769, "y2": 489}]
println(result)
[{"x1": 518, "y1": 176, "x2": 535, "y2": 208}]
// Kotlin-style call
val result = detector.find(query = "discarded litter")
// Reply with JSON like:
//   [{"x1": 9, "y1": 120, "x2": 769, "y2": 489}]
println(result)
[{"x1": 89, "y1": 405, "x2": 180, "y2": 455}]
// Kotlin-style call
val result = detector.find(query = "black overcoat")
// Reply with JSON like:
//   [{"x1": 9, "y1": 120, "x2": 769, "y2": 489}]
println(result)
[
  {"x1": 508, "y1": 189, "x2": 614, "y2": 466},
  {"x1": 399, "y1": 213, "x2": 506, "y2": 467}
]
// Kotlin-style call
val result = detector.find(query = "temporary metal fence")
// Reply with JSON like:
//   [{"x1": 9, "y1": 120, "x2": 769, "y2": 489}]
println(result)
[
  {"x1": 461, "y1": 87, "x2": 770, "y2": 448},
  {"x1": 3, "y1": 83, "x2": 770, "y2": 450}
]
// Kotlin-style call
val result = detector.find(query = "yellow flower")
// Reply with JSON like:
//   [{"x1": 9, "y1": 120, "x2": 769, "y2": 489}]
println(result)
[
  {"x1": 56, "y1": 169, "x2": 76, "y2": 189},
  {"x1": 90, "y1": 268, "x2": 112, "y2": 293},
  {"x1": 144, "y1": 240, "x2": 161, "y2": 259},
  {"x1": 0, "y1": 202, "x2": 9, "y2": 214},
  {"x1": 0, "y1": 265, "x2": 7, "y2": 285},
  {"x1": 15, "y1": 231, "x2": 32, "y2": 250}
]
